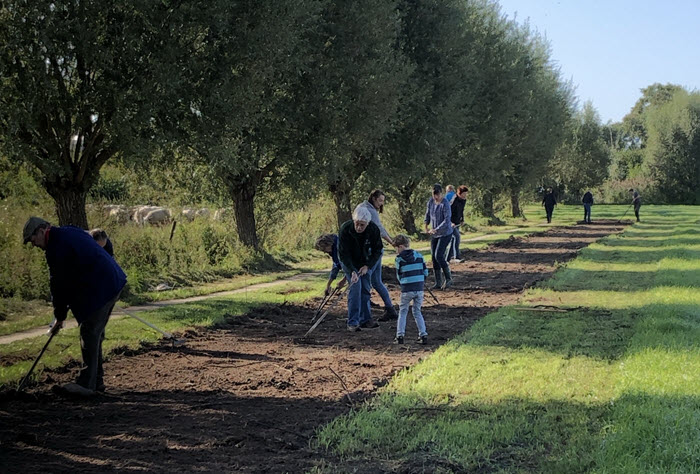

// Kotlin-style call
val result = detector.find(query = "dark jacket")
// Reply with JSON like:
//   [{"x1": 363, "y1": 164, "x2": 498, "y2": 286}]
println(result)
[
  {"x1": 103, "y1": 238, "x2": 114, "y2": 257},
  {"x1": 46, "y1": 226, "x2": 127, "y2": 324},
  {"x1": 328, "y1": 235, "x2": 341, "y2": 281},
  {"x1": 632, "y1": 191, "x2": 642, "y2": 208},
  {"x1": 450, "y1": 196, "x2": 466, "y2": 225},
  {"x1": 582, "y1": 192, "x2": 593, "y2": 205},
  {"x1": 542, "y1": 192, "x2": 557, "y2": 208},
  {"x1": 337, "y1": 220, "x2": 383, "y2": 273},
  {"x1": 395, "y1": 249, "x2": 428, "y2": 293}
]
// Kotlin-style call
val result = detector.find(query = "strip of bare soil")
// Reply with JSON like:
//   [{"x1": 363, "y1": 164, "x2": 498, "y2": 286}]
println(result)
[{"x1": 0, "y1": 221, "x2": 624, "y2": 473}]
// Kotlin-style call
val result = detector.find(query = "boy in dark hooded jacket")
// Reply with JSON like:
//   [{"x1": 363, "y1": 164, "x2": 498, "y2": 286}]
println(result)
[{"x1": 393, "y1": 234, "x2": 429, "y2": 345}]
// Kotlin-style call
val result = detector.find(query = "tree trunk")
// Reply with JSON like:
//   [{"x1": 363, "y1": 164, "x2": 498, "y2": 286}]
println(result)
[
  {"x1": 329, "y1": 181, "x2": 353, "y2": 228},
  {"x1": 397, "y1": 180, "x2": 418, "y2": 234},
  {"x1": 480, "y1": 190, "x2": 504, "y2": 226},
  {"x1": 231, "y1": 181, "x2": 259, "y2": 250},
  {"x1": 510, "y1": 189, "x2": 522, "y2": 218},
  {"x1": 481, "y1": 190, "x2": 495, "y2": 220},
  {"x1": 47, "y1": 186, "x2": 89, "y2": 229}
]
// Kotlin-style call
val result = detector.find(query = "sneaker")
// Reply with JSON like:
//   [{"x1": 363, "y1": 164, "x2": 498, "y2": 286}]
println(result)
[
  {"x1": 450, "y1": 258, "x2": 462, "y2": 264},
  {"x1": 360, "y1": 319, "x2": 379, "y2": 329},
  {"x1": 417, "y1": 335, "x2": 428, "y2": 345},
  {"x1": 370, "y1": 301, "x2": 381, "y2": 309},
  {"x1": 442, "y1": 279, "x2": 453, "y2": 290},
  {"x1": 62, "y1": 382, "x2": 96, "y2": 397},
  {"x1": 394, "y1": 336, "x2": 404, "y2": 344}
]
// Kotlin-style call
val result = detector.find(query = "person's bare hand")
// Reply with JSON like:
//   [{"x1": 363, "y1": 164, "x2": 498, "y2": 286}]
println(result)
[
  {"x1": 358, "y1": 265, "x2": 369, "y2": 276},
  {"x1": 48, "y1": 319, "x2": 63, "y2": 335},
  {"x1": 351, "y1": 272, "x2": 359, "y2": 284}
]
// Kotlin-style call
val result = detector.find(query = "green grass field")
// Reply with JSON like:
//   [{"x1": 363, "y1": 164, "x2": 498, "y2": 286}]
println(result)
[{"x1": 317, "y1": 205, "x2": 700, "y2": 472}]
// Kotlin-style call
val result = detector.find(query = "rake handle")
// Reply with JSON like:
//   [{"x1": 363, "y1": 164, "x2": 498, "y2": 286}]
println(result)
[{"x1": 18, "y1": 331, "x2": 55, "y2": 391}]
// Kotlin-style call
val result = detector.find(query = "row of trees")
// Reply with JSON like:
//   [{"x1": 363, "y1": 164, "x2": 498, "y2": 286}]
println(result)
[{"x1": 2, "y1": 0, "x2": 583, "y2": 248}]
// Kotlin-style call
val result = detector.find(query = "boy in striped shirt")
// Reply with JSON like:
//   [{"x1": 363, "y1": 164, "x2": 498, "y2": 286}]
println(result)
[{"x1": 393, "y1": 234, "x2": 429, "y2": 345}]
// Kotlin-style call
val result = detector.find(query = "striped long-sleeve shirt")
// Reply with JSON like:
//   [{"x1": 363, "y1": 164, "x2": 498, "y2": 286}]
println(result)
[{"x1": 395, "y1": 249, "x2": 428, "y2": 293}]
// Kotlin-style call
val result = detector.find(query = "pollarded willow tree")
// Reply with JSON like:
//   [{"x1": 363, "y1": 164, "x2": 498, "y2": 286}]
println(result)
[
  {"x1": 185, "y1": 1, "x2": 325, "y2": 249},
  {"x1": 500, "y1": 29, "x2": 574, "y2": 218},
  {"x1": 374, "y1": 0, "x2": 479, "y2": 234},
  {"x1": 0, "y1": 0, "x2": 216, "y2": 228},
  {"x1": 548, "y1": 102, "x2": 611, "y2": 200},
  {"x1": 310, "y1": 0, "x2": 413, "y2": 228}
]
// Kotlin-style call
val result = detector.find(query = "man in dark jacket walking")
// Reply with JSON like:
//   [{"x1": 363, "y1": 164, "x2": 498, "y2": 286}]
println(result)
[
  {"x1": 448, "y1": 185, "x2": 468, "y2": 263},
  {"x1": 542, "y1": 188, "x2": 556, "y2": 223},
  {"x1": 23, "y1": 217, "x2": 127, "y2": 396},
  {"x1": 338, "y1": 206, "x2": 383, "y2": 331},
  {"x1": 582, "y1": 190, "x2": 594, "y2": 223}
]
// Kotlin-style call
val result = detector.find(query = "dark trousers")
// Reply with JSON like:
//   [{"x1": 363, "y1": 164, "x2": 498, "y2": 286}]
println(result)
[
  {"x1": 545, "y1": 205, "x2": 554, "y2": 223},
  {"x1": 583, "y1": 203, "x2": 592, "y2": 223},
  {"x1": 431, "y1": 234, "x2": 452, "y2": 272},
  {"x1": 77, "y1": 292, "x2": 121, "y2": 390},
  {"x1": 634, "y1": 205, "x2": 641, "y2": 222}
]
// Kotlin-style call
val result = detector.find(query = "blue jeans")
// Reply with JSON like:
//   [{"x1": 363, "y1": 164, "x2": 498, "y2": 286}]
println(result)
[
  {"x1": 370, "y1": 250, "x2": 393, "y2": 308},
  {"x1": 341, "y1": 263, "x2": 372, "y2": 327},
  {"x1": 449, "y1": 226, "x2": 461, "y2": 260},
  {"x1": 397, "y1": 291, "x2": 427, "y2": 337},
  {"x1": 431, "y1": 234, "x2": 451, "y2": 271},
  {"x1": 583, "y1": 203, "x2": 591, "y2": 222}
]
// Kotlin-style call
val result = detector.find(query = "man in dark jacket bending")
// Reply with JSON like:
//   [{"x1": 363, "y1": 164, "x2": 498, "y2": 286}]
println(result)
[
  {"x1": 338, "y1": 206, "x2": 383, "y2": 331},
  {"x1": 23, "y1": 217, "x2": 127, "y2": 396}
]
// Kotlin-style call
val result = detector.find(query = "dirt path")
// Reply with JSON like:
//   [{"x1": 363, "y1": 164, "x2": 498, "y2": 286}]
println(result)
[
  {"x1": 0, "y1": 221, "x2": 624, "y2": 473},
  {"x1": 0, "y1": 273, "x2": 324, "y2": 345}
]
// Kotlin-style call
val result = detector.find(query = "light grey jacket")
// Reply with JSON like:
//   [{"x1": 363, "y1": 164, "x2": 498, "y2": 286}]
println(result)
[{"x1": 357, "y1": 200, "x2": 390, "y2": 240}]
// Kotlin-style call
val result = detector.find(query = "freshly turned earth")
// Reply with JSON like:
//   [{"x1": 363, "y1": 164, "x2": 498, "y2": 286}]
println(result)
[{"x1": 0, "y1": 221, "x2": 625, "y2": 473}]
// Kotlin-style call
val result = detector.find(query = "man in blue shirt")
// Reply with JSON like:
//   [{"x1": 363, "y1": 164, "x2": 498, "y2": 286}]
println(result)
[{"x1": 23, "y1": 217, "x2": 127, "y2": 396}]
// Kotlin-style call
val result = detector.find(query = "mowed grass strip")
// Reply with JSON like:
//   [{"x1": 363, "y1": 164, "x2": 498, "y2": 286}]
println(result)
[{"x1": 316, "y1": 205, "x2": 700, "y2": 473}]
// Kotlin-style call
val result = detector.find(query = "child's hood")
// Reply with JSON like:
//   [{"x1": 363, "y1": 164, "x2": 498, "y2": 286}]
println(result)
[{"x1": 398, "y1": 248, "x2": 419, "y2": 263}]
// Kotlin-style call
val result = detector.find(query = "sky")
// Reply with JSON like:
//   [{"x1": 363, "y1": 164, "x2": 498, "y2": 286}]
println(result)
[{"x1": 495, "y1": 0, "x2": 700, "y2": 123}]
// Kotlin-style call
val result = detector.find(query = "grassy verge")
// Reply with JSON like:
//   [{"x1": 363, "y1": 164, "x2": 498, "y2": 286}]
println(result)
[
  {"x1": 316, "y1": 205, "x2": 700, "y2": 472},
  {"x1": 0, "y1": 203, "x2": 595, "y2": 337}
]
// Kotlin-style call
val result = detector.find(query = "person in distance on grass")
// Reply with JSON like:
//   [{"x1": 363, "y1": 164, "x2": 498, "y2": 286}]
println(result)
[
  {"x1": 629, "y1": 188, "x2": 642, "y2": 222},
  {"x1": 448, "y1": 185, "x2": 468, "y2": 263},
  {"x1": 356, "y1": 189, "x2": 398, "y2": 322},
  {"x1": 582, "y1": 190, "x2": 594, "y2": 224},
  {"x1": 314, "y1": 233, "x2": 347, "y2": 296},
  {"x1": 23, "y1": 217, "x2": 127, "y2": 397},
  {"x1": 338, "y1": 205, "x2": 383, "y2": 332},
  {"x1": 542, "y1": 187, "x2": 556, "y2": 223},
  {"x1": 89, "y1": 228, "x2": 114, "y2": 257},
  {"x1": 425, "y1": 183, "x2": 453, "y2": 290},
  {"x1": 393, "y1": 234, "x2": 428, "y2": 345}
]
